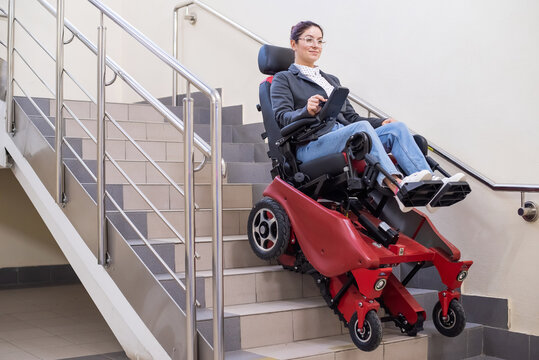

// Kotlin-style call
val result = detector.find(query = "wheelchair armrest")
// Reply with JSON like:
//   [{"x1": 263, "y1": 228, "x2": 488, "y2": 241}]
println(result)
[
  {"x1": 280, "y1": 117, "x2": 319, "y2": 137},
  {"x1": 413, "y1": 134, "x2": 428, "y2": 156}
]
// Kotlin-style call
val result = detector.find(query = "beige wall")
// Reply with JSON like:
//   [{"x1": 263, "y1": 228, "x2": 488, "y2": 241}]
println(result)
[{"x1": 0, "y1": 169, "x2": 66, "y2": 267}]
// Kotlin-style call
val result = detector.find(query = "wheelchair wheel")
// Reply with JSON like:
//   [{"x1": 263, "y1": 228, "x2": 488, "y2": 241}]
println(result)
[
  {"x1": 247, "y1": 197, "x2": 290, "y2": 261},
  {"x1": 432, "y1": 299, "x2": 466, "y2": 337},
  {"x1": 349, "y1": 311, "x2": 382, "y2": 352}
]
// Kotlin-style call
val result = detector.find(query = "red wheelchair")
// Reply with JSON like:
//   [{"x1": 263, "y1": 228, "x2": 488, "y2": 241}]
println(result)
[{"x1": 248, "y1": 44, "x2": 472, "y2": 351}]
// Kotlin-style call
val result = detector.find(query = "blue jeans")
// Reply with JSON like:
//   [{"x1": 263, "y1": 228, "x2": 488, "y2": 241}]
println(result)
[{"x1": 296, "y1": 121, "x2": 432, "y2": 185}]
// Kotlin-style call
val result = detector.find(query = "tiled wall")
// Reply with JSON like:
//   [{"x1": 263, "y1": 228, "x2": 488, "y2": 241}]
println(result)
[{"x1": 0, "y1": 265, "x2": 79, "y2": 289}]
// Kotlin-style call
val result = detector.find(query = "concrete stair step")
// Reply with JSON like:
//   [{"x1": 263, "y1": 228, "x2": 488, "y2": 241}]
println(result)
[
  {"x1": 129, "y1": 234, "x2": 266, "y2": 275},
  {"x1": 120, "y1": 182, "x2": 253, "y2": 210},
  {"x1": 117, "y1": 207, "x2": 250, "y2": 239},
  {"x1": 64, "y1": 158, "x2": 215, "y2": 184},
  {"x1": 228, "y1": 331, "x2": 428, "y2": 360},
  {"x1": 198, "y1": 297, "x2": 344, "y2": 350},
  {"x1": 51, "y1": 97, "x2": 242, "y2": 123},
  {"x1": 77, "y1": 137, "x2": 204, "y2": 162},
  {"x1": 231, "y1": 122, "x2": 266, "y2": 144},
  {"x1": 175, "y1": 265, "x2": 320, "y2": 308},
  {"x1": 195, "y1": 297, "x2": 429, "y2": 352},
  {"x1": 423, "y1": 320, "x2": 484, "y2": 360},
  {"x1": 226, "y1": 162, "x2": 273, "y2": 184}
]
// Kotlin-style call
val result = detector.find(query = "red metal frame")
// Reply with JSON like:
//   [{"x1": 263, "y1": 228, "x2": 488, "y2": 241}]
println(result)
[
  {"x1": 381, "y1": 273, "x2": 426, "y2": 325},
  {"x1": 328, "y1": 274, "x2": 380, "y2": 327},
  {"x1": 265, "y1": 177, "x2": 473, "y2": 328}
]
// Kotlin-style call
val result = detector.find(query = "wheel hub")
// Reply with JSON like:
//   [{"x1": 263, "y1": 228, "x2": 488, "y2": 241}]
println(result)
[
  {"x1": 354, "y1": 319, "x2": 372, "y2": 342},
  {"x1": 252, "y1": 208, "x2": 278, "y2": 252},
  {"x1": 439, "y1": 309, "x2": 456, "y2": 329}
]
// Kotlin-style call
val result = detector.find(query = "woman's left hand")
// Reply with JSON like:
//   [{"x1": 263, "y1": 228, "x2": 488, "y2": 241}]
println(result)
[{"x1": 382, "y1": 118, "x2": 398, "y2": 125}]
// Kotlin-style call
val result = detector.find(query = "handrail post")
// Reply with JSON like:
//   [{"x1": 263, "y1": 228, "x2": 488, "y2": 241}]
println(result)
[
  {"x1": 211, "y1": 92, "x2": 223, "y2": 360},
  {"x1": 183, "y1": 82, "x2": 197, "y2": 360},
  {"x1": 55, "y1": 0, "x2": 65, "y2": 205},
  {"x1": 172, "y1": 9, "x2": 178, "y2": 106},
  {"x1": 97, "y1": 13, "x2": 108, "y2": 265},
  {"x1": 5, "y1": 0, "x2": 15, "y2": 136}
]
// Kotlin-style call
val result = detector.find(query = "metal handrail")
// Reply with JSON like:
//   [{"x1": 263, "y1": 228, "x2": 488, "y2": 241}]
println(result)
[
  {"x1": 173, "y1": 0, "x2": 539, "y2": 194},
  {"x1": 36, "y1": 0, "x2": 226, "y2": 175},
  {"x1": 13, "y1": 13, "x2": 201, "y2": 211},
  {"x1": 5, "y1": 1, "x2": 224, "y2": 359}
]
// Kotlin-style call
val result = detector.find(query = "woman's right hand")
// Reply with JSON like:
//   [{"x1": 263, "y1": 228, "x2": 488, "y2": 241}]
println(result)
[{"x1": 307, "y1": 94, "x2": 327, "y2": 116}]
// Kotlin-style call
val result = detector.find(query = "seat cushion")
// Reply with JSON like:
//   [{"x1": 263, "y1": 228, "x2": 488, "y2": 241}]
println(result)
[{"x1": 298, "y1": 153, "x2": 347, "y2": 180}]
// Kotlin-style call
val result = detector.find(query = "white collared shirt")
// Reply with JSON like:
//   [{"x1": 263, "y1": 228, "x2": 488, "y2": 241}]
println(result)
[{"x1": 294, "y1": 63, "x2": 334, "y2": 97}]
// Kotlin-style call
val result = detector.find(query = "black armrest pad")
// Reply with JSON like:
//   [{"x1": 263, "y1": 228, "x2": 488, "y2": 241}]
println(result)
[{"x1": 280, "y1": 117, "x2": 319, "y2": 137}]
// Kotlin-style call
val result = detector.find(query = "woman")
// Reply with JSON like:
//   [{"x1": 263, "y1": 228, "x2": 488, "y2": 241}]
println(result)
[{"x1": 270, "y1": 20, "x2": 464, "y2": 212}]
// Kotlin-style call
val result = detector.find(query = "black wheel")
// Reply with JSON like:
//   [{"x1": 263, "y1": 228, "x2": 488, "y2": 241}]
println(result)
[
  {"x1": 432, "y1": 299, "x2": 466, "y2": 337},
  {"x1": 247, "y1": 197, "x2": 290, "y2": 261},
  {"x1": 348, "y1": 311, "x2": 382, "y2": 352},
  {"x1": 405, "y1": 313, "x2": 424, "y2": 336}
]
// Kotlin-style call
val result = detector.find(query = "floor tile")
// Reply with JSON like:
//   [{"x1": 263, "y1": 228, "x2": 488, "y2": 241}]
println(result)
[
  {"x1": 59, "y1": 330, "x2": 116, "y2": 345},
  {"x1": 80, "y1": 341, "x2": 123, "y2": 355},
  {"x1": 10, "y1": 335, "x2": 73, "y2": 351},
  {"x1": 0, "y1": 341, "x2": 21, "y2": 355},
  {"x1": 0, "y1": 349, "x2": 40, "y2": 360},
  {"x1": 0, "y1": 328, "x2": 52, "y2": 341},
  {"x1": 0, "y1": 320, "x2": 35, "y2": 332},
  {"x1": 12, "y1": 311, "x2": 64, "y2": 322},
  {"x1": 0, "y1": 285, "x2": 121, "y2": 359},
  {"x1": 25, "y1": 344, "x2": 102, "y2": 360}
]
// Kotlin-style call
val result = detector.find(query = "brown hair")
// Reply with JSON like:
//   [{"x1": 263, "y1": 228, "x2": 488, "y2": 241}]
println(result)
[{"x1": 290, "y1": 21, "x2": 324, "y2": 42}]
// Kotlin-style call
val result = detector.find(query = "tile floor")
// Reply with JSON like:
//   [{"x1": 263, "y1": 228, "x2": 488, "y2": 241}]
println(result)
[{"x1": 0, "y1": 285, "x2": 127, "y2": 360}]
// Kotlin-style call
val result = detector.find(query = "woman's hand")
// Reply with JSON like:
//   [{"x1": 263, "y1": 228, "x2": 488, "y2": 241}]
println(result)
[
  {"x1": 382, "y1": 118, "x2": 398, "y2": 125},
  {"x1": 307, "y1": 94, "x2": 327, "y2": 116}
]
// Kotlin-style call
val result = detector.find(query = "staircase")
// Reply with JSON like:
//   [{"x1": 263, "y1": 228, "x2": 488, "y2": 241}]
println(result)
[{"x1": 10, "y1": 93, "x2": 486, "y2": 360}]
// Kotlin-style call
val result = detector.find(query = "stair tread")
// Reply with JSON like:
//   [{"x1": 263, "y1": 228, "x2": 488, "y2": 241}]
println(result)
[
  {"x1": 173, "y1": 265, "x2": 283, "y2": 279},
  {"x1": 109, "y1": 207, "x2": 251, "y2": 213},
  {"x1": 228, "y1": 330, "x2": 428, "y2": 360},
  {"x1": 224, "y1": 297, "x2": 326, "y2": 317},
  {"x1": 129, "y1": 234, "x2": 248, "y2": 245},
  {"x1": 196, "y1": 297, "x2": 327, "y2": 321}
]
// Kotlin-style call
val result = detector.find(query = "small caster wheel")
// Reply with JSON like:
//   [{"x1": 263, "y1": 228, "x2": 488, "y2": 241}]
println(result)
[
  {"x1": 247, "y1": 197, "x2": 290, "y2": 261},
  {"x1": 405, "y1": 313, "x2": 424, "y2": 336},
  {"x1": 433, "y1": 299, "x2": 466, "y2": 337},
  {"x1": 348, "y1": 310, "x2": 382, "y2": 352}
]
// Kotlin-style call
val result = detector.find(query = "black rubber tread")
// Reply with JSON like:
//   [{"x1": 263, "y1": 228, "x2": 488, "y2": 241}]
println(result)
[
  {"x1": 314, "y1": 273, "x2": 349, "y2": 326},
  {"x1": 348, "y1": 311, "x2": 383, "y2": 352},
  {"x1": 247, "y1": 197, "x2": 290, "y2": 261},
  {"x1": 406, "y1": 312, "x2": 424, "y2": 336},
  {"x1": 432, "y1": 299, "x2": 466, "y2": 337}
]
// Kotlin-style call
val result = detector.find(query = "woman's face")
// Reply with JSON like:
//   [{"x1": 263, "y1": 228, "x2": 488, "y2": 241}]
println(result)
[{"x1": 291, "y1": 26, "x2": 323, "y2": 67}]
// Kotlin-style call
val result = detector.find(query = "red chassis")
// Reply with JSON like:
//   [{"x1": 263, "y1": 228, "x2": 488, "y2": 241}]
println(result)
[{"x1": 264, "y1": 177, "x2": 472, "y2": 342}]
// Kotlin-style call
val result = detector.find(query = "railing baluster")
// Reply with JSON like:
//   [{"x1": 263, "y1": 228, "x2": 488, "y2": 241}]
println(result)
[
  {"x1": 97, "y1": 13, "x2": 108, "y2": 265},
  {"x1": 55, "y1": 0, "x2": 65, "y2": 205},
  {"x1": 211, "y1": 92, "x2": 224, "y2": 360},
  {"x1": 172, "y1": 10, "x2": 179, "y2": 106},
  {"x1": 184, "y1": 82, "x2": 196, "y2": 360},
  {"x1": 5, "y1": 0, "x2": 14, "y2": 136}
]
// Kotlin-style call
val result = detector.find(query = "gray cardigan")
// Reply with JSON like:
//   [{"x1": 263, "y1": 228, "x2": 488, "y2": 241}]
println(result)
[{"x1": 270, "y1": 64, "x2": 384, "y2": 133}]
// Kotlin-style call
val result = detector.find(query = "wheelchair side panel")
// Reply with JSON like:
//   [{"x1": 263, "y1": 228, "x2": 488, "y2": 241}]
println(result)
[{"x1": 263, "y1": 177, "x2": 381, "y2": 277}]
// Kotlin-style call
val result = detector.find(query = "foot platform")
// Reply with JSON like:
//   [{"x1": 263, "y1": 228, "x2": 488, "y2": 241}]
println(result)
[
  {"x1": 397, "y1": 180, "x2": 443, "y2": 207},
  {"x1": 429, "y1": 181, "x2": 471, "y2": 207}
]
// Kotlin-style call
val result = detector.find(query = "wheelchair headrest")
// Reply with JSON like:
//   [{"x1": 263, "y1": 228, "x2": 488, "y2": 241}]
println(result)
[{"x1": 258, "y1": 44, "x2": 295, "y2": 75}]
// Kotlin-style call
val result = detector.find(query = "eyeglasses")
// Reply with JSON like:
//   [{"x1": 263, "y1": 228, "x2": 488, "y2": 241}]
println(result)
[{"x1": 298, "y1": 37, "x2": 326, "y2": 47}]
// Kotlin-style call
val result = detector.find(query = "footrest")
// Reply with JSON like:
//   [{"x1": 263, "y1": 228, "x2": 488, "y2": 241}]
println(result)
[
  {"x1": 397, "y1": 180, "x2": 443, "y2": 207},
  {"x1": 429, "y1": 181, "x2": 471, "y2": 207}
]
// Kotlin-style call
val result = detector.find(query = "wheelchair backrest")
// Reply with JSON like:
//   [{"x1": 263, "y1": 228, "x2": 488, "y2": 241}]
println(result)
[{"x1": 257, "y1": 44, "x2": 295, "y2": 163}]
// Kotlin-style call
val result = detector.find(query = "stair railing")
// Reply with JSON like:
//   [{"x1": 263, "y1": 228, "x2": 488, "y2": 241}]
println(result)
[
  {"x1": 3, "y1": 0, "x2": 226, "y2": 358},
  {"x1": 173, "y1": 0, "x2": 539, "y2": 222}
]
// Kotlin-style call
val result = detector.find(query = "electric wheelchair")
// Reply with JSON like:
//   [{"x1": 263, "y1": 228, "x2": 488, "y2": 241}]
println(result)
[{"x1": 248, "y1": 44, "x2": 472, "y2": 351}]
